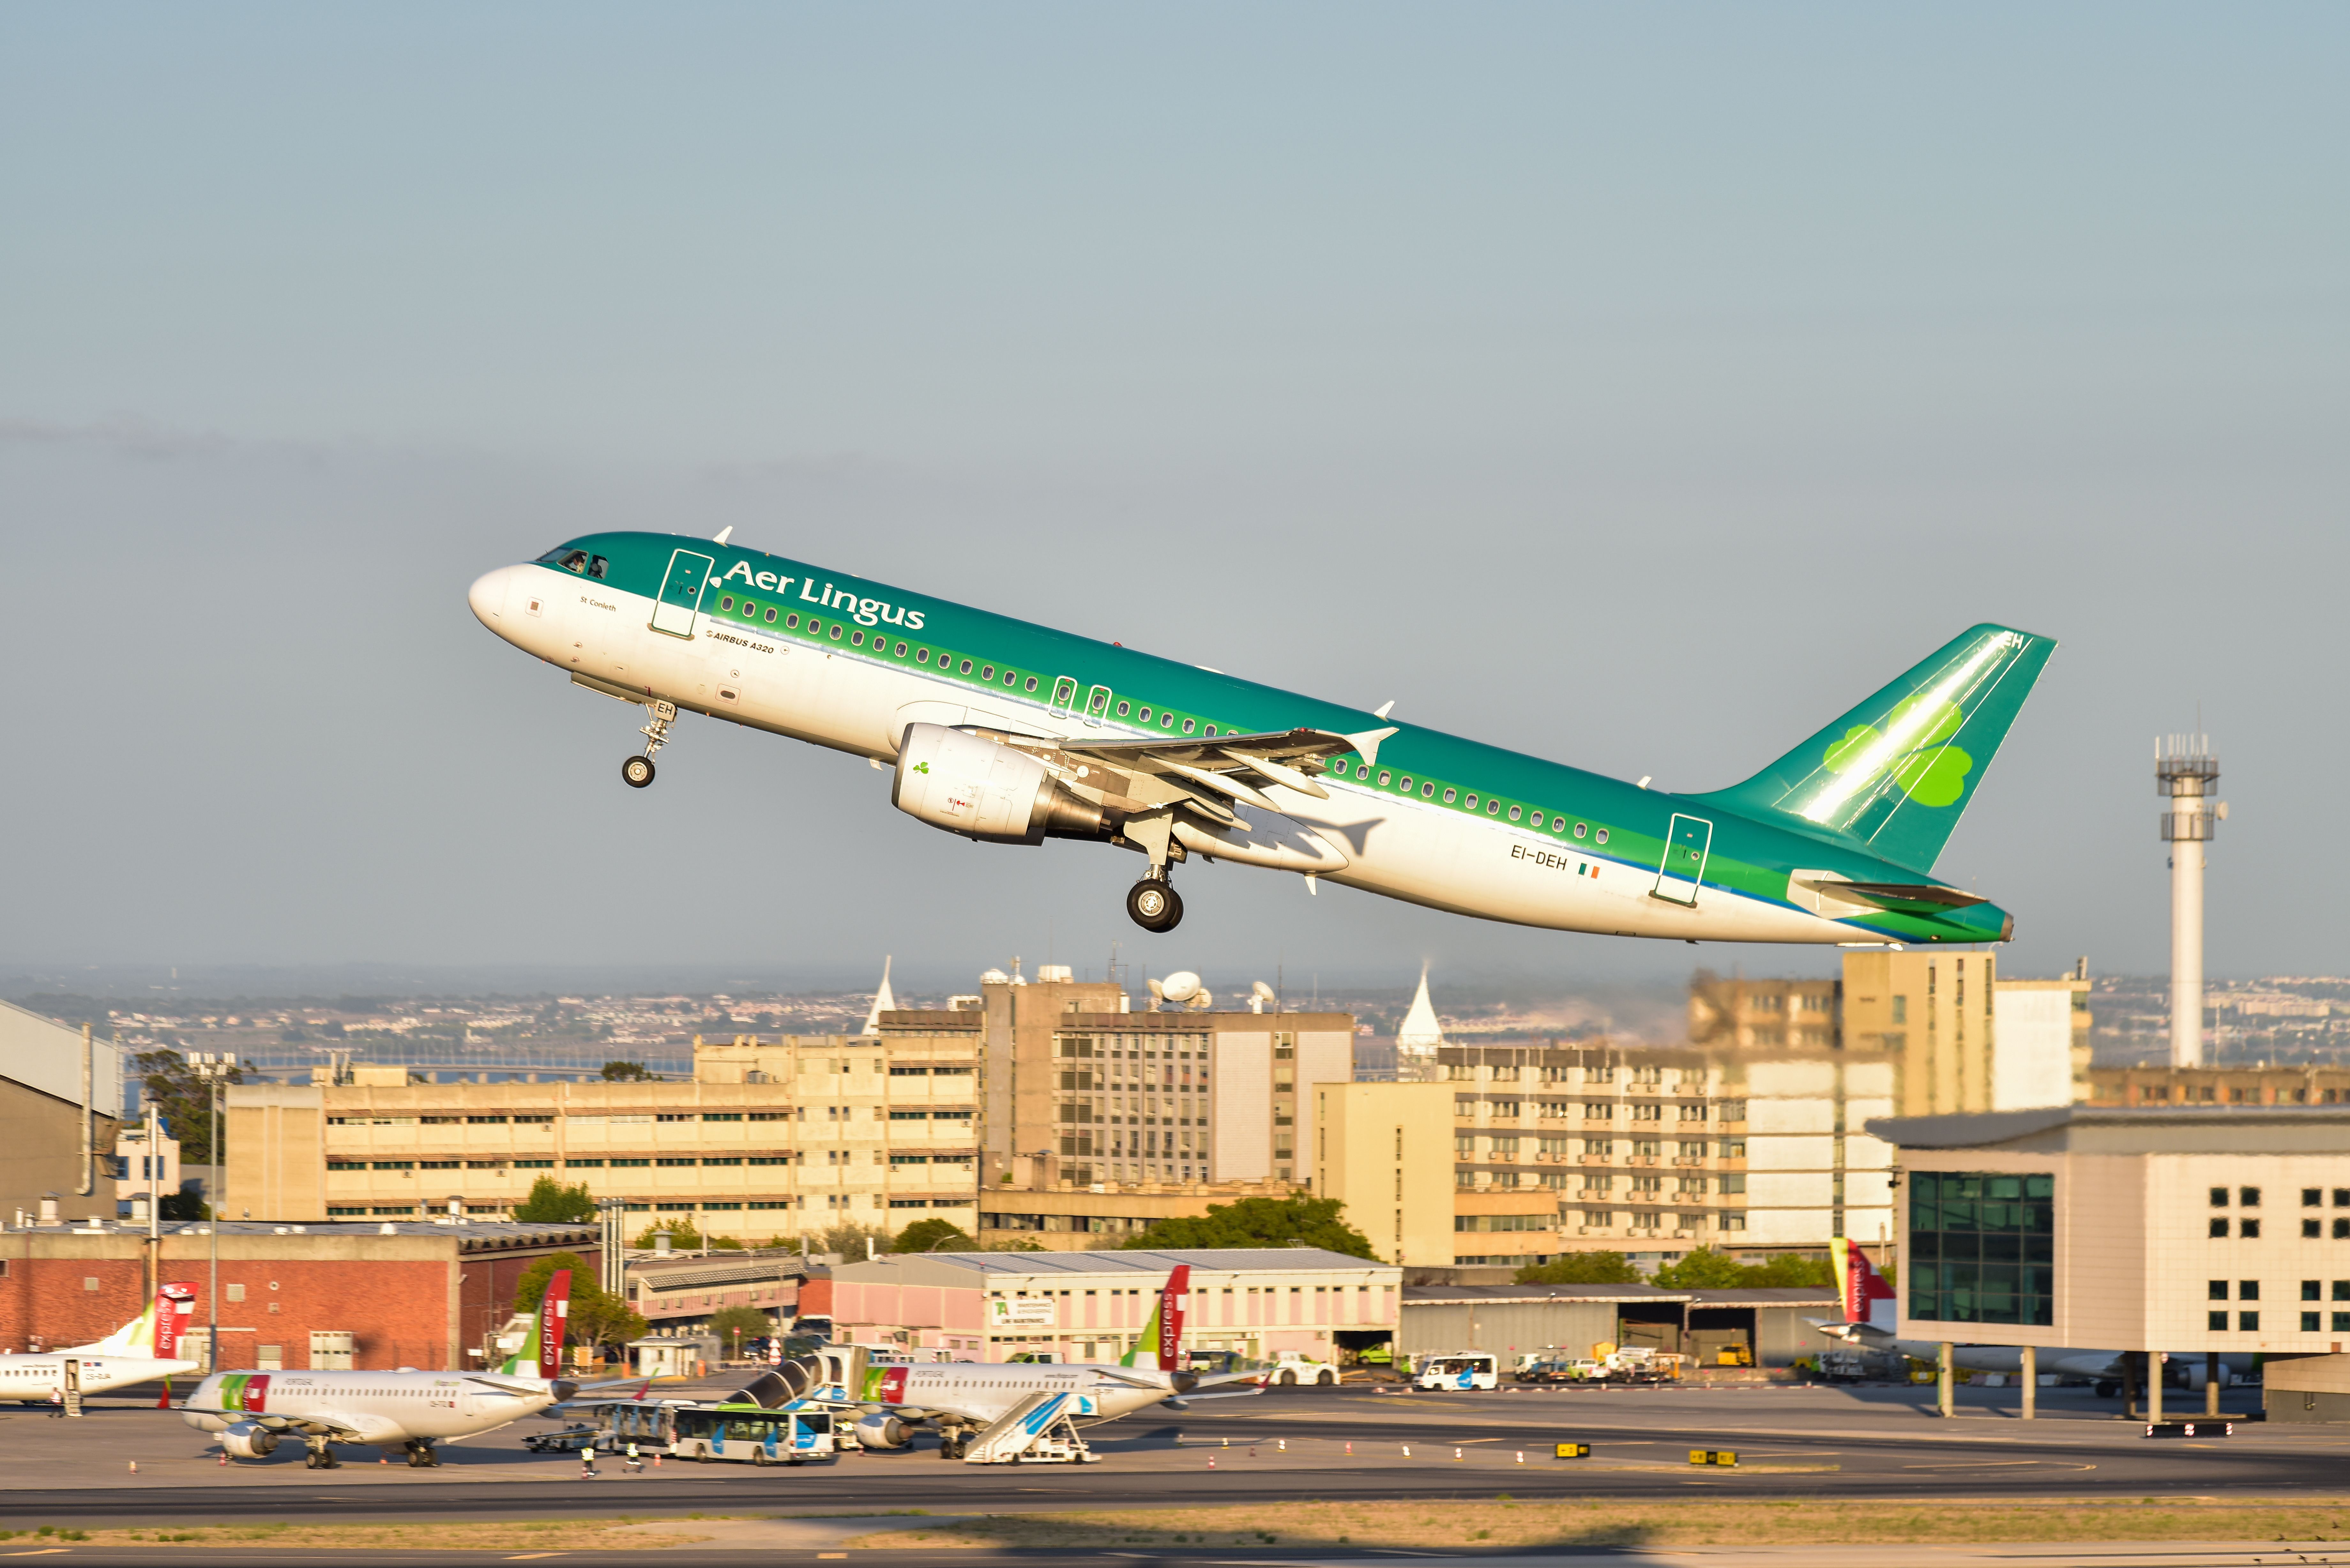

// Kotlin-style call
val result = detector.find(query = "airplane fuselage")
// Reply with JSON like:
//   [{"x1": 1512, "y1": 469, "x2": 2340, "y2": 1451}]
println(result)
[
  {"x1": 468, "y1": 533, "x2": 2014, "y2": 946},
  {"x1": 182, "y1": 1369, "x2": 566, "y2": 1447},
  {"x1": 0, "y1": 1353, "x2": 196, "y2": 1399}
]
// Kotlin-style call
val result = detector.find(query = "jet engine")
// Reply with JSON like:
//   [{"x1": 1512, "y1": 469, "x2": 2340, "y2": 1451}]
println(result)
[
  {"x1": 892, "y1": 724, "x2": 1107, "y2": 846},
  {"x1": 220, "y1": 1421, "x2": 280, "y2": 1459},
  {"x1": 851, "y1": 1413, "x2": 913, "y2": 1450}
]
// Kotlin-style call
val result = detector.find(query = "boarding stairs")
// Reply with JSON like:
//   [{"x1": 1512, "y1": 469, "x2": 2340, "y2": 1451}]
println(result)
[{"x1": 959, "y1": 1391, "x2": 1099, "y2": 1465}]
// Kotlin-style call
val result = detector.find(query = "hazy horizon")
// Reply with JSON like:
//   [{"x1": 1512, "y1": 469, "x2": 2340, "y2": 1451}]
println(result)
[{"x1": 4, "y1": 5, "x2": 2343, "y2": 983}]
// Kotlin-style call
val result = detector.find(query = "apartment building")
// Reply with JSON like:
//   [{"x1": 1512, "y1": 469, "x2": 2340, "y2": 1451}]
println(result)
[
  {"x1": 1687, "y1": 974, "x2": 1843, "y2": 1049},
  {"x1": 223, "y1": 1031, "x2": 981, "y2": 1240},
  {"x1": 976, "y1": 1165, "x2": 1301, "y2": 1250},
  {"x1": 2088, "y1": 1064, "x2": 2350, "y2": 1108},
  {"x1": 958, "y1": 969, "x2": 1354, "y2": 1189}
]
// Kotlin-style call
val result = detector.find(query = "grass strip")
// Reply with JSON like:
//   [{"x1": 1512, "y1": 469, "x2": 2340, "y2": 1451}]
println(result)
[
  {"x1": 0, "y1": 1516, "x2": 748, "y2": 1551},
  {"x1": 848, "y1": 1496, "x2": 2350, "y2": 1551}
]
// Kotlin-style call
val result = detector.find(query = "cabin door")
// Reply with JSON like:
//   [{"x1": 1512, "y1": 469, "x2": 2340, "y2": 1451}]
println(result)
[
  {"x1": 650, "y1": 549, "x2": 716, "y2": 637},
  {"x1": 1651, "y1": 814, "x2": 1713, "y2": 906}
]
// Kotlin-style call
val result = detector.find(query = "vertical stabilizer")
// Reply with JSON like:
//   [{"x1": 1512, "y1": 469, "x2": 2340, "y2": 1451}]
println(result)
[
  {"x1": 1121, "y1": 1264, "x2": 1190, "y2": 1370},
  {"x1": 1694, "y1": 624, "x2": 2055, "y2": 873},
  {"x1": 1833, "y1": 1239, "x2": 1898, "y2": 1332},
  {"x1": 503, "y1": 1269, "x2": 572, "y2": 1376}
]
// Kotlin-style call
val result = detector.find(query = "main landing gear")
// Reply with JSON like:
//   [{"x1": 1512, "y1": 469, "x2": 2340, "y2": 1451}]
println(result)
[
  {"x1": 622, "y1": 700, "x2": 678, "y2": 789},
  {"x1": 1126, "y1": 875, "x2": 1183, "y2": 933},
  {"x1": 302, "y1": 1434, "x2": 341, "y2": 1470},
  {"x1": 402, "y1": 1439, "x2": 441, "y2": 1468}
]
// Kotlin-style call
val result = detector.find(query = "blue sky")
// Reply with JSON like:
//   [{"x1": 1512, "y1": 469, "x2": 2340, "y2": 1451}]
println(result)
[{"x1": 2, "y1": 4, "x2": 2344, "y2": 989}]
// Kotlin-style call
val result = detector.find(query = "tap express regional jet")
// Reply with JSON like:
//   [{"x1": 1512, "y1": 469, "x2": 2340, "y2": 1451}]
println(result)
[
  {"x1": 0, "y1": 1286, "x2": 201, "y2": 1401},
  {"x1": 468, "y1": 532, "x2": 2052, "y2": 940},
  {"x1": 183, "y1": 1271, "x2": 580, "y2": 1469},
  {"x1": 826, "y1": 1264, "x2": 1247, "y2": 1459}
]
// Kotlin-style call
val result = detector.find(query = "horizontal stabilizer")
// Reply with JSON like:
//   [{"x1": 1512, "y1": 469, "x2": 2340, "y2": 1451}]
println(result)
[{"x1": 1835, "y1": 882, "x2": 1988, "y2": 910}]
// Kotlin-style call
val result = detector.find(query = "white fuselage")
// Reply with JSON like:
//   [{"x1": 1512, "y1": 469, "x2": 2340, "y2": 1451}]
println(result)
[
  {"x1": 181, "y1": 1369, "x2": 564, "y2": 1446},
  {"x1": 0, "y1": 1353, "x2": 196, "y2": 1399},
  {"x1": 867, "y1": 1361, "x2": 1185, "y2": 1428},
  {"x1": 470, "y1": 565, "x2": 1860, "y2": 945}
]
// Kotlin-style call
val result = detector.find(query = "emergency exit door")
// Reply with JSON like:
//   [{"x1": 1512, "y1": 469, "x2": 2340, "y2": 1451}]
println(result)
[
  {"x1": 1651, "y1": 814, "x2": 1713, "y2": 906},
  {"x1": 650, "y1": 549, "x2": 716, "y2": 637}
]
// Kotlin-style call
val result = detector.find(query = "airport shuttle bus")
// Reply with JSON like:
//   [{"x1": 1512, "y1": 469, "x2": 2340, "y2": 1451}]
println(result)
[{"x1": 602, "y1": 1399, "x2": 835, "y2": 1465}]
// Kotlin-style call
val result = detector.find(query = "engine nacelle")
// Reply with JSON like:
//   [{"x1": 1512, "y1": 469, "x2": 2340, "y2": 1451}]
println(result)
[
  {"x1": 892, "y1": 724, "x2": 1107, "y2": 846},
  {"x1": 852, "y1": 1413, "x2": 913, "y2": 1450},
  {"x1": 220, "y1": 1421, "x2": 280, "y2": 1459}
]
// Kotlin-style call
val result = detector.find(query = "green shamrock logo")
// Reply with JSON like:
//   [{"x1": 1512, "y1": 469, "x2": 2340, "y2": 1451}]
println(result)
[{"x1": 1822, "y1": 694, "x2": 1973, "y2": 809}]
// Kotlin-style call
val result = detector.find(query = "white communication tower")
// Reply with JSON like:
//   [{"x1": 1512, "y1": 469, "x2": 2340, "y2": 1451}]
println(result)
[{"x1": 2157, "y1": 734, "x2": 2227, "y2": 1068}]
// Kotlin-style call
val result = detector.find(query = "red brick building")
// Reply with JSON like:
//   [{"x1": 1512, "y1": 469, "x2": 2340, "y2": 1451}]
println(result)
[{"x1": 0, "y1": 1219, "x2": 597, "y2": 1372}]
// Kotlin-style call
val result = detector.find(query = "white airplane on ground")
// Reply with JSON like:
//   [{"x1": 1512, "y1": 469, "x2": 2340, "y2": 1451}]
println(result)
[
  {"x1": 183, "y1": 1270, "x2": 594, "y2": 1468},
  {"x1": 818, "y1": 1264, "x2": 1257, "y2": 1459},
  {"x1": 0, "y1": 1284, "x2": 201, "y2": 1402},
  {"x1": 1808, "y1": 1240, "x2": 2126, "y2": 1386}
]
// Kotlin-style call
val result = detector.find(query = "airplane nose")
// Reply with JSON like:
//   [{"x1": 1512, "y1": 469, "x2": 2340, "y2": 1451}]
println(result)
[{"x1": 467, "y1": 566, "x2": 511, "y2": 628}]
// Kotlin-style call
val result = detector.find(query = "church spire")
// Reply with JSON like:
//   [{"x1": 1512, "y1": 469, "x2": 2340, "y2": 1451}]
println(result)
[{"x1": 861, "y1": 955, "x2": 897, "y2": 1037}]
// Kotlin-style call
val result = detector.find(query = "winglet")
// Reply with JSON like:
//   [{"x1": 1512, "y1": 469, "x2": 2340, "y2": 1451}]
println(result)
[{"x1": 1345, "y1": 727, "x2": 1399, "y2": 769}]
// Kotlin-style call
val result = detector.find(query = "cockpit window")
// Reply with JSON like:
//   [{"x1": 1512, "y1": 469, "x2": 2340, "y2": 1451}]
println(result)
[
  {"x1": 552, "y1": 550, "x2": 591, "y2": 574},
  {"x1": 587, "y1": 555, "x2": 609, "y2": 579}
]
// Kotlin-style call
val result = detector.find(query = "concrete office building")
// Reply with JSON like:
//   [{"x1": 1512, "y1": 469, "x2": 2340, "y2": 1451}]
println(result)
[
  {"x1": 958, "y1": 967, "x2": 1353, "y2": 1190},
  {"x1": 1315, "y1": 1082, "x2": 1473, "y2": 1269},
  {"x1": 224, "y1": 1031, "x2": 981, "y2": 1240},
  {"x1": 1874, "y1": 1106, "x2": 2350, "y2": 1404},
  {"x1": 977, "y1": 1166, "x2": 1300, "y2": 1250},
  {"x1": 0, "y1": 1002, "x2": 123, "y2": 1224},
  {"x1": 827, "y1": 1248, "x2": 1400, "y2": 1364}
]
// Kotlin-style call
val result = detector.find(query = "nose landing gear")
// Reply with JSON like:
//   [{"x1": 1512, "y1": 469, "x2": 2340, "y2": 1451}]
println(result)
[{"x1": 623, "y1": 700, "x2": 678, "y2": 789}]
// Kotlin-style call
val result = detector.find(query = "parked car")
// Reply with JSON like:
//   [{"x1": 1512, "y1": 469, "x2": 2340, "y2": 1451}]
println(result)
[{"x1": 1262, "y1": 1351, "x2": 1339, "y2": 1386}]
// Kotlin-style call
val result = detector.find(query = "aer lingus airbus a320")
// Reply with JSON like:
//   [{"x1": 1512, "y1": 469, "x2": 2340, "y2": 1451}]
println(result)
[{"x1": 468, "y1": 532, "x2": 2051, "y2": 942}]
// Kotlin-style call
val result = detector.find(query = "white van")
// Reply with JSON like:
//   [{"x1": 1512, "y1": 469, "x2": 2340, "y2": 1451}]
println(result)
[{"x1": 1414, "y1": 1352, "x2": 1499, "y2": 1391}]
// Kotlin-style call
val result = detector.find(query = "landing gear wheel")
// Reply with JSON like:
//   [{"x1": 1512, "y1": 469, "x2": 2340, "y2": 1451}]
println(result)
[
  {"x1": 622, "y1": 755, "x2": 656, "y2": 788},
  {"x1": 1126, "y1": 879, "x2": 1183, "y2": 932}
]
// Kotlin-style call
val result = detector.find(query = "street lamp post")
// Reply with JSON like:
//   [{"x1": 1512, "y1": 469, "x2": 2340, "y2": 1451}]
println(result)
[{"x1": 187, "y1": 1053, "x2": 237, "y2": 1374}]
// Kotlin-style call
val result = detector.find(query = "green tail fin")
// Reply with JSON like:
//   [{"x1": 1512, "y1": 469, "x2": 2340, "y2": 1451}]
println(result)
[{"x1": 1693, "y1": 623, "x2": 2056, "y2": 873}]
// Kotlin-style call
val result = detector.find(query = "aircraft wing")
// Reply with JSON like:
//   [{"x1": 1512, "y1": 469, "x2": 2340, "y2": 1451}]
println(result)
[
  {"x1": 967, "y1": 724, "x2": 1398, "y2": 831},
  {"x1": 275, "y1": 1408, "x2": 408, "y2": 1445}
]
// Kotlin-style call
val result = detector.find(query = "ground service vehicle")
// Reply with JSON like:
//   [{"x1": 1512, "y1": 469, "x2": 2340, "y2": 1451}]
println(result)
[
  {"x1": 1264, "y1": 1352, "x2": 1338, "y2": 1386},
  {"x1": 1415, "y1": 1353, "x2": 1499, "y2": 1391}
]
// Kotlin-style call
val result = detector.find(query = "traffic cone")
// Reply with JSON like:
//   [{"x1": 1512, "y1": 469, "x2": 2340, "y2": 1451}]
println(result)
[
  {"x1": 127, "y1": 1461, "x2": 136, "y2": 1474},
  {"x1": 1454, "y1": 1447, "x2": 1463, "y2": 1461},
  {"x1": 1516, "y1": 1451, "x2": 1524, "y2": 1464},
  {"x1": 1208, "y1": 1454, "x2": 1216, "y2": 1469}
]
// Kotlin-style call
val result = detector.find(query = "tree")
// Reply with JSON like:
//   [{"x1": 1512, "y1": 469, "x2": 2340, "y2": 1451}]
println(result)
[
  {"x1": 1120, "y1": 1196, "x2": 1376, "y2": 1258},
  {"x1": 1649, "y1": 1247, "x2": 1751, "y2": 1288},
  {"x1": 129, "y1": 1048, "x2": 243, "y2": 1164},
  {"x1": 891, "y1": 1217, "x2": 974, "y2": 1254},
  {"x1": 634, "y1": 1218, "x2": 703, "y2": 1249},
  {"x1": 512, "y1": 1176, "x2": 595, "y2": 1224},
  {"x1": 1740, "y1": 1252, "x2": 1836, "y2": 1288},
  {"x1": 819, "y1": 1221, "x2": 894, "y2": 1259},
  {"x1": 600, "y1": 1060, "x2": 659, "y2": 1081},
  {"x1": 709, "y1": 1304, "x2": 772, "y2": 1358},
  {"x1": 1513, "y1": 1252, "x2": 1642, "y2": 1286},
  {"x1": 514, "y1": 1251, "x2": 593, "y2": 1315}
]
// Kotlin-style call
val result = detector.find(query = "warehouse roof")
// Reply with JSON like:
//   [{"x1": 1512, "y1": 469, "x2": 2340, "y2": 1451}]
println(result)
[{"x1": 1871, "y1": 1105, "x2": 2350, "y2": 1154}]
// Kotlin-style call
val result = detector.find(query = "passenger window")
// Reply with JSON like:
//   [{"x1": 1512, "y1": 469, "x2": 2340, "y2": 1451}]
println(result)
[
  {"x1": 1161, "y1": 712, "x2": 1174, "y2": 728},
  {"x1": 1489, "y1": 799, "x2": 1502, "y2": 815},
  {"x1": 745, "y1": 600, "x2": 760, "y2": 618},
  {"x1": 1182, "y1": 718, "x2": 1195, "y2": 734},
  {"x1": 1204, "y1": 725, "x2": 1217, "y2": 735},
  {"x1": 1397, "y1": 775, "x2": 1411, "y2": 790},
  {"x1": 960, "y1": 659, "x2": 974, "y2": 673},
  {"x1": 915, "y1": 648, "x2": 928, "y2": 662},
  {"x1": 1378, "y1": 770, "x2": 1391, "y2": 786},
  {"x1": 1137, "y1": 707, "x2": 1152, "y2": 722},
  {"x1": 1026, "y1": 676, "x2": 1039, "y2": 691},
  {"x1": 720, "y1": 596, "x2": 736, "y2": 611},
  {"x1": 1421, "y1": 781, "x2": 1434, "y2": 797},
  {"x1": 1596, "y1": 828, "x2": 1610, "y2": 844},
  {"x1": 981, "y1": 665, "x2": 994, "y2": 680},
  {"x1": 1444, "y1": 788, "x2": 1459, "y2": 804},
  {"x1": 896, "y1": 642, "x2": 908, "y2": 656},
  {"x1": 1356, "y1": 765, "x2": 1368, "y2": 779},
  {"x1": 1117, "y1": 701, "x2": 1132, "y2": 716},
  {"x1": 830, "y1": 624, "x2": 843, "y2": 641},
  {"x1": 587, "y1": 555, "x2": 609, "y2": 579},
  {"x1": 1509, "y1": 805, "x2": 1523, "y2": 821},
  {"x1": 852, "y1": 630, "x2": 865, "y2": 645},
  {"x1": 765, "y1": 608, "x2": 778, "y2": 623}
]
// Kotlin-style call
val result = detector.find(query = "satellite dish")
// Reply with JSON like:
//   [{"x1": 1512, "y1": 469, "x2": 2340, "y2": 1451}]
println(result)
[
  {"x1": 1146, "y1": 978, "x2": 1166, "y2": 1008},
  {"x1": 1251, "y1": 981, "x2": 1277, "y2": 1004},
  {"x1": 1190, "y1": 989, "x2": 1214, "y2": 1010},
  {"x1": 1160, "y1": 971, "x2": 1201, "y2": 1002}
]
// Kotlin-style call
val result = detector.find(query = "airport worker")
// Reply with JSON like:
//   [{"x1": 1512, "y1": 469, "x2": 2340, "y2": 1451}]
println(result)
[
  {"x1": 624, "y1": 1440, "x2": 642, "y2": 1474},
  {"x1": 580, "y1": 1446, "x2": 598, "y2": 1480},
  {"x1": 46, "y1": 1386, "x2": 62, "y2": 1418}
]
